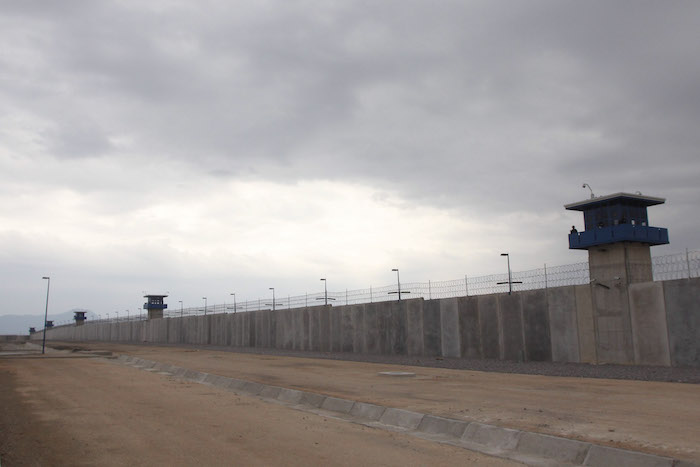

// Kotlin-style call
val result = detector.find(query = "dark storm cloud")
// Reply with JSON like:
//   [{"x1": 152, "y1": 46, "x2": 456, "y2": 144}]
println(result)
[{"x1": 2, "y1": 1, "x2": 699, "y2": 222}]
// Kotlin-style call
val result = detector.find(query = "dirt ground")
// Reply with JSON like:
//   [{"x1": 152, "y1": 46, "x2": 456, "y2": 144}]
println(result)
[
  {"x1": 3, "y1": 341, "x2": 699, "y2": 465},
  {"x1": 0, "y1": 348, "x2": 518, "y2": 467}
]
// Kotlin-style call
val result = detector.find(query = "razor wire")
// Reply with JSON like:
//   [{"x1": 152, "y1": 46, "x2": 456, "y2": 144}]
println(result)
[{"x1": 159, "y1": 250, "x2": 698, "y2": 318}]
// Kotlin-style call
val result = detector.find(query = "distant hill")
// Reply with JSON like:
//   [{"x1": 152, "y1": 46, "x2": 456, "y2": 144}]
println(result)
[{"x1": 0, "y1": 309, "x2": 99, "y2": 335}]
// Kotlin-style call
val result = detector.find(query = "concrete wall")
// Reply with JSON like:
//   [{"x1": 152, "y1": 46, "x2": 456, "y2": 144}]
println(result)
[{"x1": 33, "y1": 278, "x2": 700, "y2": 367}]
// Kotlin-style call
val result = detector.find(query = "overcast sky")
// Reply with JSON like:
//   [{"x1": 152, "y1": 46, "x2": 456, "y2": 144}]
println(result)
[{"x1": 2, "y1": 1, "x2": 699, "y2": 319}]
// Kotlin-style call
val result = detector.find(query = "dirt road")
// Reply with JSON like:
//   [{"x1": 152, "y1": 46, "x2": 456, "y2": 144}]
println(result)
[
  {"x1": 0, "y1": 353, "x2": 518, "y2": 466},
  {"x1": 45, "y1": 341, "x2": 700, "y2": 463}
]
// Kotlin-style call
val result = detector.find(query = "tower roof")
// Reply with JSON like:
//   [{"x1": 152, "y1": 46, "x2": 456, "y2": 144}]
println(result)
[{"x1": 564, "y1": 192, "x2": 665, "y2": 211}]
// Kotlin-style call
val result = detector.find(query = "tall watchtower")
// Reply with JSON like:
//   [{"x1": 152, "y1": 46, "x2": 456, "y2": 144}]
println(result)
[
  {"x1": 566, "y1": 192, "x2": 669, "y2": 284},
  {"x1": 143, "y1": 294, "x2": 168, "y2": 320},
  {"x1": 74, "y1": 310, "x2": 87, "y2": 326}
]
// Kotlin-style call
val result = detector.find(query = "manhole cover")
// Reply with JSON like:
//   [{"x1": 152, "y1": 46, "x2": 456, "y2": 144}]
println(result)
[{"x1": 378, "y1": 371, "x2": 415, "y2": 377}]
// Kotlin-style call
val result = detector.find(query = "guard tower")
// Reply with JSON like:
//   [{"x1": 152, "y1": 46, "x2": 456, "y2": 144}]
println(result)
[
  {"x1": 566, "y1": 192, "x2": 669, "y2": 284},
  {"x1": 45, "y1": 320, "x2": 54, "y2": 328},
  {"x1": 143, "y1": 294, "x2": 168, "y2": 320},
  {"x1": 74, "y1": 310, "x2": 87, "y2": 326}
]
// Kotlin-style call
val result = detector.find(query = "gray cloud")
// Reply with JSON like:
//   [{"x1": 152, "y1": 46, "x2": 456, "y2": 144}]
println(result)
[{"x1": 1, "y1": 0, "x2": 699, "y2": 319}]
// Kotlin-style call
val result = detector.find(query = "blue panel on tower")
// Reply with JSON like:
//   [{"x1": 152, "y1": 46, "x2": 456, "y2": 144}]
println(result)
[{"x1": 568, "y1": 224, "x2": 669, "y2": 249}]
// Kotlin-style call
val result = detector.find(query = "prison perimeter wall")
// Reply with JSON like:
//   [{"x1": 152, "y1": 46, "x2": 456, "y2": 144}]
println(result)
[{"x1": 34, "y1": 278, "x2": 700, "y2": 367}]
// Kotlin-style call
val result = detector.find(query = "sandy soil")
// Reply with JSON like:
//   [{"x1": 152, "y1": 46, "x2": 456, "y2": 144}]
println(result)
[
  {"x1": 41, "y1": 341, "x2": 700, "y2": 463},
  {"x1": 0, "y1": 353, "x2": 518, "y2": 467}
]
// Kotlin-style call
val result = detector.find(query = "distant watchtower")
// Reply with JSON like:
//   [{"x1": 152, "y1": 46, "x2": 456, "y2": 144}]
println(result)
[
  {"x1": 74, "y1": 310, "x2": 87, "y2": 326},
  {"x1": 143, "y1": 294, "x2": 168, "y2": 320},
  {"x1": 566, "y1": 192, "x2": 669, "y2": 284}
]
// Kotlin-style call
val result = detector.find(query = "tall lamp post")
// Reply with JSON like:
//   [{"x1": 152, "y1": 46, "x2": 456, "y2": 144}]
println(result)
[
  {"x1": 230, "y1": 293, "x2": 236, "y2": 313},
  {"x1": 393, "y1": 268, "x2": 401, "y2": 301},
  {"x1": 41, "y1": 276, "x2": 50, "y2": 354},
  {"x1": 179, "y1": 300, "x2": 183, "y2": 318},
  {"x1": 315, "y1": 279, "x2": 336, "y2": 306},
  {"x1": 497, "y1": 253, "x2": 521, "y2": 295},
  {"x1": 269, "y1": 288, "x2": 275, "y2": 311},
  {"x1": 202, "y1": 297, "x2": 207, "y2": 315},
  {"x1": 501, "y1": 253, "x2": 512, "y2": 294},
  {"x1": 388, "y1": 268, "x2": 410, "y2": 301}
]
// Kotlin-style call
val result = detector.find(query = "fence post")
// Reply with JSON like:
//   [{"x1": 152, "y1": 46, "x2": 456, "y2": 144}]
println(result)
[
  {"x1": 428, "y1": 280, "x2": 432, "y2": 300},
  {"x1": 687, "y1": 248, "x2": 692, "y2": 279},
  {"x1": 544, "y1": 263, "x2": 548, "y2": 289},
  {"x1": 465, "y1": 275, "x2": 469, "y2": 297},
  {"x1": 370, "y1": 286, "x2": 373, "y2": 303}
]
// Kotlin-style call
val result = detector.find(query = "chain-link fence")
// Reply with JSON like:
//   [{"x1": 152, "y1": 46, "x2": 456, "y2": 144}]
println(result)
[{"x1": 158, "y1": 249, "x2": 699, "y2": 319}]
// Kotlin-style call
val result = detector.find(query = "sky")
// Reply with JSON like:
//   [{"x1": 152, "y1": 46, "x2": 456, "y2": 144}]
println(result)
[{"x1": 1, "y1": 1, "x2": 699, "y2": 319}]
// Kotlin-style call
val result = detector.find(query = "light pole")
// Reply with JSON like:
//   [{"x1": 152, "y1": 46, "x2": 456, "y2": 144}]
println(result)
[
  {"x1": 41, "y1": 276, "x2": 50, "y2": 354},
  {"x1": 315, "y1": 279, "x2": 336, "y2": 306},
  {"x1": 126, "y1": 309, "x2": 129, "y2": 320},
  {"x1": 501, "y1": 253, "x2": 512, "y2": 294},
  {"x1": 269, "y1": 288, "x2": 275, "y2": 311},
  {"x1": 202, "y1": 297, "x2": 207, "y2": 315},
  {"x1": 230, "y1": 293, "x2": 236, "y2": 313},
  {"x1": 497, "y1": 253, "x2": 521, "y2": 294},
  {"x1": 116, "y1": 311, "x2": 119, "y2": 321},
  {"x1": 179, "y1": 300, "x2": 183, "y2": 318},
  {"x1": 392, "y1": 268, "x2": 401, "y2": 301},
  {"x1": 106, "y1": 312, "x2": 110, "y2": 321}
]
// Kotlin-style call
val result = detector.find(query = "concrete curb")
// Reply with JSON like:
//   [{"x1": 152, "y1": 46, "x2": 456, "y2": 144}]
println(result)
[
  {"x1": 583, "y1": 444, "x2": 675, "y2": 467},
  {"x1": 299, "y1": 391, "x2": 326, "y2": 408},
  {"x1": 378, "y1": 408, "x2": 425, "y2": 431},
  {"x1": 113, "y1": 355, "x2": 696, "y2": 467},
  {"x1": 462, "y1": 421, "x2": 521, "y2": 451},
  {"x1": 349, "y1": 401, "x2": 386, "y2": 421},
  {"x1": 417, "y1": 414, "x2": 469, "y2": 439},
  {"x1": 515, "y1": 431, "x2": 590, "y2": 464},
  {"x1": 320, "y1": 396, "x2": 354, "y2": 414}
]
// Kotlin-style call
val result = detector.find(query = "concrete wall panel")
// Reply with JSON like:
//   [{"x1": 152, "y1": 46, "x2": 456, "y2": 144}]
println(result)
[
  {"x1": 319, "y1": 306, "x2": 331, "y2": 352},
  {"x1": 439, "y1": 298, "x2": 460, "y2": 358},
  {"x1": 341, "y1": 307, "x2": 354, "y2": 352},
  {"x1": 663, "y1": 278, "x2": 700, "y2": 367},
  {"x1": 308, "y1": 307, "x2": 320, "y2": 351},
  {"x1": 330, "y1": 307, "x2": 342, "y2": 352},
  {"x1": 364, "y1": 304, "x2": 379, "y2": 354},
  {"x1": 422, "y1": 300, "x2": 442, "y2": 356},
  {"x1": 629, "y1": 282, "x2": 671, "y2": 366},
  {"x1": 547, "y1": 286, "x2": 581, "y2": 363},
  {"x1": 458, "y1": 297, "x2": 481, "y2": 359},
  {"x1": 478, "y1": 295, "x2": 500, "y2": 359},
  {"x1": 521, "y1": 289, "x2": 551, "y2": 362},
  {"x1": 350, "y1": 305, "x2": 365, "y2": 353},
  {"x1": 388, "y1": 301, "x2": 407, "y2": 355},
  {"x1": 574, "y1": 285, "x2": 596, "y2": 363},
  {"x1": 406, "y1": 299, "x2": 424, "y2": 356},
  {"x1": 497, "y1": 293, "x2": 525, "y2": 361}
]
